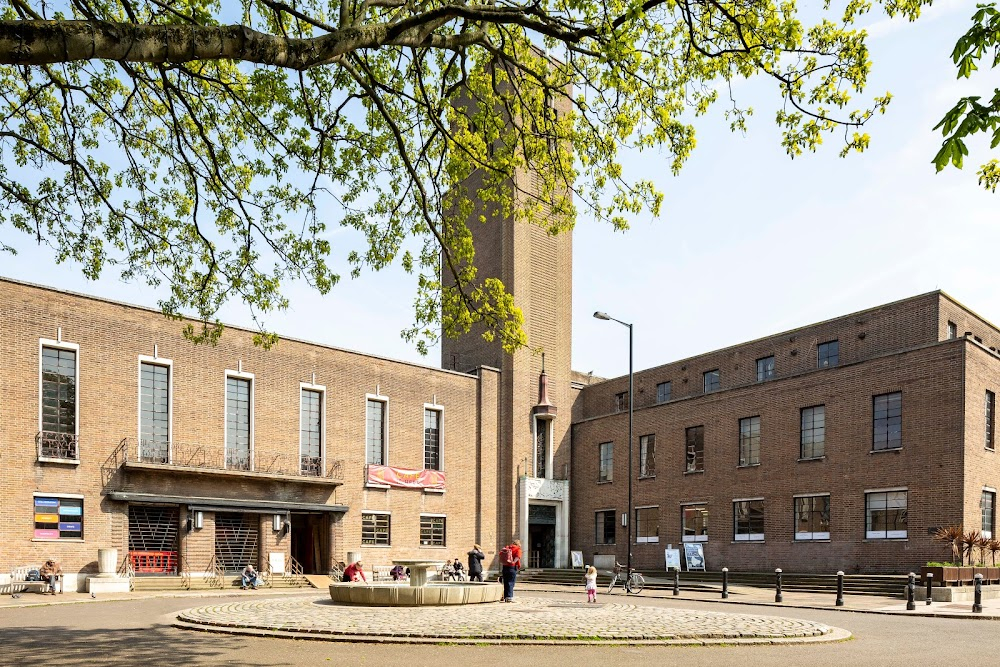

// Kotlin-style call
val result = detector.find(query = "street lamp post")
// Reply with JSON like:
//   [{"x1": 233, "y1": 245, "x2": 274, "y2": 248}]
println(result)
[{"x1": 594, "y1": 311, "x2": 633, "y2": 583}]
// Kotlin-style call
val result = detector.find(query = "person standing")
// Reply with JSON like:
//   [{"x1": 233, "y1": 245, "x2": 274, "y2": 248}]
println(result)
[
  {"x1": 39, "y1": 559, "x2": 61, "y2": 595},
  {"x1": 585, "y1": 565, "x2": 598, "y2": 603},
  {"x1": 467, "y1": 544, "x2": 485, "y2": 582},
  {"x1": 500, "y1": 538, "x2": 522, "y2": 602}
]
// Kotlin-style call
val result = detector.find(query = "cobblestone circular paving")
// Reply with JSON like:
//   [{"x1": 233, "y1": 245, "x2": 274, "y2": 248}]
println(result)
[{"x1": 174, "y1": 596, "x2": 850, "y2": 645}]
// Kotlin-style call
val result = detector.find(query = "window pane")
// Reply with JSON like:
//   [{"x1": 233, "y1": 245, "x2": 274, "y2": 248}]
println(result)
[
  {"x1": 794, "y1": 496, "x2": 830, "y2": 540},
  {"x1": 225, "y1": 377, "x2": 251, "y2": 470},
  {"x1": 599, "y1": 442, "x2": 614, "y2": 482},
  {"x1": 595, "y1": 510, "x2": 616, "y2": 545},
  {"x1": 420, "y1": 516, "x2": 446, "y2": 546},
  {"x1": 987, "y1": 391, "x2": 995, "y2": 450},
  {"x1": 704, "y1": 370, "x2": 720, "y2": 393},
  {"x1": 656, "y1": 382, "x2": 671, "y2": 404},
  {"x1": 41, "y1": 347, "x2": 76, "y2": 435},
  {"x1": 756, "y1": 356, "x2": 775, "y2": 382},
  {"x1": 800, "y1": 406, "x2": 826, "y2": 459},
  {"x1": 739, "y1": 417, "x2": 760, "y2": 466},
  {"x1": 873, "y1": 393, "x2": 902, "y2": 451},
  {"x1": 639, "y1": 434, "x2": 655, "y2": 477},
  {"x1": 366, "y1": 400, "x2": 386, "y2": 465},
  {"x1": 424, "y1": 409, "x2": 441, "y2": 471},
  {"x1": 686, "y1": 426, "x2": 704, "y2": 472},
  {"x1": 818, "y1": 340, "x2": 840, "y2": 368},
  {"x1": 866, "y1": 491, "x2": 907, "y2": 539},
  {"x1": 635, "y1": 507, "x2": 659, "y2": 543},
  {"x1": 362, "y1": 513, "x2": 391, "y2": 545},
  {"x1": 682, "y1": 505, "x2": 708, "y2": 541}
]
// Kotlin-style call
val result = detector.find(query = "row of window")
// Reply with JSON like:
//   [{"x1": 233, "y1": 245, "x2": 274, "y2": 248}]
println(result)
[
  {"x1": 598, "y1": 392, "x2": 905, "y2": 481},
  {"x1": 594, "y1": 490, "x2": 915, "y2": 545},
  {"x1": 38, "y1": 343, "x2": 444, "y2": 471},
  {"x1": 361, "y1": 512, "x2": 447, "y2": 547}
]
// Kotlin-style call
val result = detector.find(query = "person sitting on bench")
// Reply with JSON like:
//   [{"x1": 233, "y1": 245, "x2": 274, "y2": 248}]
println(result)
[{"x1": 39, "y1": 559, "x2": 62, "y2": 595}]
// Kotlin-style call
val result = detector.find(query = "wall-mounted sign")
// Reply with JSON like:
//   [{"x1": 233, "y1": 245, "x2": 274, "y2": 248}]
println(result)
[{"x1": 367, "y1": 464, "x2": 446, "y2": 490}]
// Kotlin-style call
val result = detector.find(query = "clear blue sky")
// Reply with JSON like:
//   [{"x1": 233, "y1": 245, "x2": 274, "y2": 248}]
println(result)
[{"x1": 2, "y1": 1, "x2": 995, "y2": 380}]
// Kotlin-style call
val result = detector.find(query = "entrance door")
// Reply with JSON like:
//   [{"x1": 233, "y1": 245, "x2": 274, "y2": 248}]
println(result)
[
  {"x1": 290, "y1": 513, "x2": 328, "y2": 574},
  {"x1": 128, "y1": 505, "x2": 179, "y2": 575},
  {"x1": 528, "y1": 504, "x2": 557, "y2": 568},
  {"x1": 215, "y1": 513, "x2": 259, "y2": 574}
]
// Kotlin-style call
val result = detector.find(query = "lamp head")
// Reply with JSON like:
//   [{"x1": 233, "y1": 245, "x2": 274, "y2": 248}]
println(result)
[{"x1": 593, "y1": 311, "x2": 611, "y2": 320}]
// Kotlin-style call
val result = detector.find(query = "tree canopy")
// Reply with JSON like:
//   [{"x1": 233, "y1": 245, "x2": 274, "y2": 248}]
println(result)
[{"x1": 0, "y1": 0, "x2": 929, "y2": 352}]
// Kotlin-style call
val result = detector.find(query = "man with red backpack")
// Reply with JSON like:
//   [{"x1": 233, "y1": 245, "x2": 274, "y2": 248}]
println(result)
[{"x1": 499, "y1": 539, "x2": 521, "y2": 602}]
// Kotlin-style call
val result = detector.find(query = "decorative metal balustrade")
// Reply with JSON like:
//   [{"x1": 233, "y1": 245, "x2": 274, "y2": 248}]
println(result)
[
  {"x1": 119, "y1": 438, "x2": 344, "y2": 481},
  {"x1": 36, "y1": 431, "x2": 79, "y2": 461}
]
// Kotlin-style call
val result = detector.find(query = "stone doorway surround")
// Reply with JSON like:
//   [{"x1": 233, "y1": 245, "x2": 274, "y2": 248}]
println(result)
[{"x1": 518, "y1": 476, "x2": 569, "y2": 568}]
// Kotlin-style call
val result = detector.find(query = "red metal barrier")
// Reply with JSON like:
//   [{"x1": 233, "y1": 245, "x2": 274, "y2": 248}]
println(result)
[{"x1": 129, "y1": 550, "x2": 178, "y2": 574}]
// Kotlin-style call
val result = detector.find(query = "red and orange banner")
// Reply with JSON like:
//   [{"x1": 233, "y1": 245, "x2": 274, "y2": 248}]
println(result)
[{"x1": 367, "y1": 464, "x2": 446, "y2": 490}]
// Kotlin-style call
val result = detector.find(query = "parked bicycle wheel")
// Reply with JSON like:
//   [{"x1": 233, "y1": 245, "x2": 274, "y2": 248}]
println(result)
[
  {"x1": 626, "y1": 572, "x2": 644, "y2": 594},
  {"x1": 607, "y1": 574, "x2": 618, "y2": 594}
]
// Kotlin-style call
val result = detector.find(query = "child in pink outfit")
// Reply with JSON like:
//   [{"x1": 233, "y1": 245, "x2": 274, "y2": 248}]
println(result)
[{"x1": 585, "y1": 565, "x2": 598, "y2": 603}]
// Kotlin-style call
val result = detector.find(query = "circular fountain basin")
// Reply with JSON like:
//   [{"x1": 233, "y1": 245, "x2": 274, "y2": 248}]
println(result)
[{"x1": 328, "y1": 581, "x2": 503, "y2": 606}]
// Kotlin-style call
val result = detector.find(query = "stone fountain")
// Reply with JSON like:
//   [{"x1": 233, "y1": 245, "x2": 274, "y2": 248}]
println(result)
[{"x1": 328, "y1": 559, "x2": 503, "y2": 606}]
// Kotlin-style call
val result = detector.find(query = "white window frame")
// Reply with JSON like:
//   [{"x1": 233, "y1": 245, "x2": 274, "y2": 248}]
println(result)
[
  {"x1": 793, "y1": 493, "x2": 831, "y2": 541},
  {"x1": 533, "y1": 416, "x2": 554, "y2": 479},
  {"x1": 424, "y1": 402, "x2": 444, "y2": 471},
  {"x1": 598, "y1": 441, "x2": 614, "y2": 482},
  {"x1": 300, "y1": 382, "x2": 327, "y2": 473},
  {"x1": 38, "y1": 337, "x2": 81, "y2": 451},
  {"x1": 361, "y1": 509, "x2": 391, "y2": 547},
  {"x1": 864, "y1": 488, "x2": 908, "y2": 540},
  {"x1": 419, "y1": 513, "x2": 447, "y2": 547},
  {"x1": 983, "y1": 487, "x2": 997, "y2": 539},
  {"x1": 635, "y1": 505, "x2": 660, "y2": 544},
  {"x1": 365, "y1": 393, "x2": 389, "y2": 466},
  {"x1": 733, "y1": 497, "x2": 765, "y2": 542},
  {"x1": 137, "y1": 355, "x2": 174, "y2": 461},
  {"x1": 681, "y1": 502, "x2": 709, "y2": 542},
  {"x1": 224, "y1": 369, "x2": 255, "y2": 471}
]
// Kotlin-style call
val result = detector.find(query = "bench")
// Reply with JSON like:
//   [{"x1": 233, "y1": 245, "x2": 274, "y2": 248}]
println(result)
[{"x1": 10, "y1": 565, "x2": 63, "y2": 595}]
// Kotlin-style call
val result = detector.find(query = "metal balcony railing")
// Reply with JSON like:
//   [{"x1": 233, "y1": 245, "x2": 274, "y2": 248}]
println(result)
[{"x1": 37, "y1": 431, "x2": 79, "y2": 461}]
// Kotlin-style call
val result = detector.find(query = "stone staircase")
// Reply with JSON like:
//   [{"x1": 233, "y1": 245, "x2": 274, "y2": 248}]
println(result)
[
  {"x1": 518, "y1": 568, "x2": 907, "y2": 598},
  {"x1": 130, "y1": 574, "x2": 314, "y2": 592}
]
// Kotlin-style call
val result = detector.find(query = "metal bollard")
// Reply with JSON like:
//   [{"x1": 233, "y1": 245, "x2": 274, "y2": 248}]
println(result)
[
  {"x1": 973, "y1": 573, "x2": 983, "y2": 614},
  {"x1": 673, "y1": 568, "x2": 680, "y2": 596},
  {"x1": 906, "y1": 572, "x2": 916, "y2": 611},
  {"x1": 926, "y1": 572, "x2": 933, "y2": 606},
  {"x1": 775, "y1": 568, "x2": 783, "y2": 603},
  {"x1": 835, "y1": 570, "x2": 844, "y2": 607},
  {"x1": 722, "y1": 567, "x2": 729, "y2": 599}
]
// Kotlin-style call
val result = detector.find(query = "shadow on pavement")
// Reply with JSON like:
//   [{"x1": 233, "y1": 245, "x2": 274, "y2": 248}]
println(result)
[{"x1": 0, "y1": 624, "x2": 291, "y2": 666}]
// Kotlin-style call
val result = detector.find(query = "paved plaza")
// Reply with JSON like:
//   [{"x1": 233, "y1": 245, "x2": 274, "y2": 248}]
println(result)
[{"x1": 174, "y1": 595, "x2": 846, "y2": 644}]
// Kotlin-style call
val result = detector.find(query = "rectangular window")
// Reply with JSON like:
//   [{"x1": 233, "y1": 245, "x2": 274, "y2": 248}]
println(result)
[
  {"x1": 33, "y1": 496, "x2": 83, "y2": 540},
  {"x1": 40, "y1": 345, "x2": 78, "y2": 460},
  {"x1": 656, "y1": 381, "x2": 671, "y2": 404},
  {"x1": 420, "y1": 515, "x2": 446, "y2": 547},
  {"x1": 682, "y1": 504, "x2": 708, "y2": 542},
  {"x1": 595, "y1": 510, "x2": 616, "y2": 545},
  {"x1": 635, "y1": 506, "x2": 659, "y2": 543},
  {"x1": 739, "y1": 416, "x2": 761, "y2": 466},
  {"x1": 865, "y1": 490, "x2": 907, "y2": 539},
  {"x1": 987, "y1": 391, "x2": 995, "y2": 451},
  {"x1": 424, "y1": 408, "x2": 441, "y2": 470},
  {"x1": 794, "y1": 495, "x2": 830, "y2": 540},
  {"x1": 734, "y1": 499, "x2": 764, "y2": 541},
  {"x1": 599, "y1": 442, "x2": 614, "y2": 482},
  {"x1": 366, "y1": 398, "x2": 387, "y2": 465},
  {"x1": 756, "y1": 356, "x2": 775, "y2": 382},
  {"x1": 983, "y1": 491, "x2": 996, "y2": 539},
  {"x1": 139, "y1": 362, "x2": 170, "y2": 463},
  {"x1": 703, "y1": 370, "x2": 720, "y2": 393},
  {"x1": 639, "y1": 434, "x2": 655, "y2": 477},
  {"x1": 948, "y1": 321, "x2": 958, "y2": 339},
  {"x1": 818, "y1": 340, "x2": 840, "y2": 368},
  {"x1": 225, "y1": 376, "x2": 252, "y2": 470},
  {"x1": 535, "y1": 418, "x2": 548, "y2": 478},
  {"x1": 800, "y1": 406, "x2": 826, "y2": 459},
  {"x1": 615, "y1": 391, "x2": 629, "y2": 412},
  {"x1": 685, "y1": 426, "x2": 704, "y2": 472},
  {"x1": 872, "y1": 392, "x2": 902, "y2": 451},
  {"x1": 361, "y1": 512, "x2": 391, "y2": 546},
  {"x1": 300, "y1": 388, "x2": 323, "y2": 475}
]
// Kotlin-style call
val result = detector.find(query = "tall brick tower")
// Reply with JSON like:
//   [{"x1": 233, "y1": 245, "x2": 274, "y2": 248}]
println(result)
[{"x1": 441, "y1": 144, "x2": 574, "y2": 569}]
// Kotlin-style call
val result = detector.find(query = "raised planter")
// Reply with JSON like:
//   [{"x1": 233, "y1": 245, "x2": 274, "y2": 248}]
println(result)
[
  {"x1": 920, "y1": 566, "x2": 960, "y2": 586},
  {"x1": 959, "y1": 566, "x2": 974, "y2": 584}
]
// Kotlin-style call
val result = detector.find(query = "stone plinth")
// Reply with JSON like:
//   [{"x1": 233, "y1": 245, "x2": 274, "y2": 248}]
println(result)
[
  {"x1": 87, "y1": 576, "x2": 130, "y2": 594},
  {"x1": 329, "y1": 581, "x2": 502, "y2": 606},
  {"x1": 915, "y1": 585, "x2": 1000, "y2": 602}
]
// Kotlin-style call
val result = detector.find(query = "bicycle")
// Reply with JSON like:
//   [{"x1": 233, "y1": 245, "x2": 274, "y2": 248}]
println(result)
[{"x1": 607, "y1": 562, "x2": 645, "y2": 594}]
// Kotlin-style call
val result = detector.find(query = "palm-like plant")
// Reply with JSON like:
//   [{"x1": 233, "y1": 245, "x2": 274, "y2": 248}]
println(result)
[
  {"x1": 975, "y1": 534, "x2": 992, "y2": 565},
  {"x1": 964, "y1": 529, "x2": 983, "y2": 566},
  {"x1": 933, "y1": 526, "x2": 964, "y2": 565},
  {"x1": 989, "y1": 539, "x2": 1000, "y2": 567}
]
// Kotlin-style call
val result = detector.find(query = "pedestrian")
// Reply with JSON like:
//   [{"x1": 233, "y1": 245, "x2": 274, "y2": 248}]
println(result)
[
  {"x1": 499, "y1": 538, "x2": 522, "y2": 602},
  {"x1": 342, "y1": 560, "x2": 367, "y2": 582},
  {"x1": 585, "y1": 565, "x2": 598, "y2": 603},
  {"x1": 390, "y1": 564, "x2": 407, "y2": 581},
  {"x1": 240, "y1": 564, "x2": 261, "y2": 589},
  {"x1": 467, "y1": 544, "x2": 485, "y2": 582},
  {"x1": 39, "y1": 559, "x2": 62, "y2": 595}
]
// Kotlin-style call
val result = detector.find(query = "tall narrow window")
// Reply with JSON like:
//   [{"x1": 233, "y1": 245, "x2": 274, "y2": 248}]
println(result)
[
  {"x1": 865, "y1": 490, "x2": 907, "y2": 539},
  {"x1": 40, "y1": 346, "x2": 78, "y2": 460},
  {"x1": 685, "y1": 426, "x2": 704, "y2": 472},
  {"x1": 794, "y1": 495, "x2": 830, "y2": 540},
  {"x1": 656, "y1": 382, "x2": 671, "y2": 404},
  {"x1": 983, "y1": 491, "x2": 996, "y2": 538},
  {"x1": 818, "y1": 340, "x2": 840, "y2": 368},
  {"x1": 366, "y1": 398, "x2": 387, "y2": 465},
  {"x1": 534, "y1": 417, "x2": 548, "y2": 478},
  {"x1": 615, "y1": 391, "x2": 629, "y2": 412},
  {"x1": 948, "y1": 321, "x2": 958, "y2": 339},
  {"x1": 639, "y1": 434, "x2": 655, "y2": 477},
  {"x1": 300, "y1": 388, "x2": 323, "y2": 475},
  {"x1": 595, "y1": 510, "x2": 616, "y2": 545},
  {"x1": 682, "y1": 504, "x2": 708, "y2": 542},
  {"x1": 635, "y1": 506, "x2": 660, "y2": 543},
  {"x1": 733, "y1": 499, "x2": 765, "y2": 541},
  {"x1": 872, "y1": 392, "x2": 902, "y2": 451},
  {"x1": 599, "y1": 442, "x2": 614, "y2": 482},
  {"x1": 424, "y1": 408, "x2": 441, "y2": 470},
  {"x1": 756, "y1": 356, "x2": 775, "y2": 382},
  {"x1": 703, "y1": 370, "x2": 720, "y2": 393},
  {"x1": 139, "y1": 362, "x2": 170, "y2": 463},
  {"x1": 800, "y1": 406, "x2": 826, "y2": 459},
  {"x1": 225, "y1": 376, "x2": 252, "y2": 470},
  {"x1": 987, "y1": 391, "x2": 995, "y2": 451},
  {"x1": 738, "y1": 416, "x2": 761, "y2": 466}
]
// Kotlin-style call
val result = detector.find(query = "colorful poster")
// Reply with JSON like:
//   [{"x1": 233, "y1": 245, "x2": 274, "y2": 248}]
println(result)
[{"x1": 367, "y1": 464, "x2": 446, "y2": 489}]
